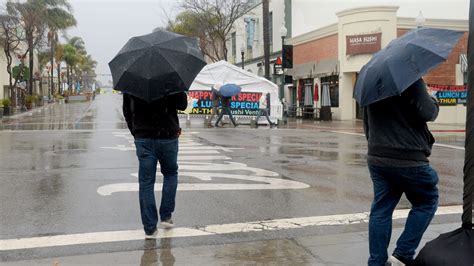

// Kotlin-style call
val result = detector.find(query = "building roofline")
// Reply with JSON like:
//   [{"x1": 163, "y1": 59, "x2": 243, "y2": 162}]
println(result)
[
  {"x1": 287, "y1": 23, "x2": 338, "y2": 46},
  {"x1": 336, "y1": 5, "x2": 399, "y2": 17},
  {"x1": 397, "y1": 17, "x2": 468, "y2": 31},
  {"x1": 287, "y1": 16, "x2": 468, "y2": 46}
]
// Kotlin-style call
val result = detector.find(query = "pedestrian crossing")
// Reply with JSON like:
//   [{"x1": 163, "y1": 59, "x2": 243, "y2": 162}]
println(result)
[{"x1": 97, "y1": 131, "x2": 310, "y2": 196}]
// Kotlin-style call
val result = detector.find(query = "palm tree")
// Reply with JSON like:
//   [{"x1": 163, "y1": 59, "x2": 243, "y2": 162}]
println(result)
[
  {"x1": 7, "y1": 0, "x2": 76, "y2": 95},
  {"x1": 67, "y1": 36, "x2": 86, "y2": 55},
  {"x1": 47, "y1": 1, "x2": 76, "y2": 96},
  {"x1": 78, "y1": 54, "x2": 97, "y2": 91},
  {"x1": 37, "y1": 51, "x2": 50, "y2": 97},
  {"x1": 65, "y1": 36, "x2": 86, "y2": 92},
  {"x1": 63, "y1": 43, "x2": 79, "y2": 93},
  {"x1": 54, "y1": 44, "x2": 64, "y2": 94}
]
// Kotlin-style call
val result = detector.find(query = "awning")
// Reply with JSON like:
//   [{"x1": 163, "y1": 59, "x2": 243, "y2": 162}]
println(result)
[
  {"x1": 287, "y1": 62, "x2": 314, "y2": 79},
  {"x1": 287, "y1": 59, "x2": 339, "y2": 79},
  {"x1": 460, "y1": 53, "x2": 468, "y2": 73}
]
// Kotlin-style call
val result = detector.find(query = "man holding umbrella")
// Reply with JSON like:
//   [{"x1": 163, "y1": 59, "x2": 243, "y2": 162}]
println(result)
[
  {"x1": 110, "y1": 30, "x2": 206, "y2": 238},
  {"x1": 208, "y1": 84, "x2": 221, "y2": 128},
  {"x1": 215, "y1": 83, "x2": 240, "y2": 128},
  {"x1": 354, "y1": 28, "x2": 463, "y2": 265}
]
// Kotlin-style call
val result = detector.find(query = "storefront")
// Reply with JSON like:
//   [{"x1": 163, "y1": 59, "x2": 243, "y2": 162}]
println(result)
[{"x1": 287, "y1": 6, "x2": 468, "y2": 122}]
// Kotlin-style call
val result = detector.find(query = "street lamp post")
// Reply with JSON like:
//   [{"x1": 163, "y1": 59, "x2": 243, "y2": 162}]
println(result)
[
  {"x1": 279, "y1": 24, "x2": 287, "y2": 101},
  {"x1": 240, "y1": 44, "x2": 245, "y2": 70},
  {"x1": 416, "y1": 11, "x2": 425, "y2": 28}
]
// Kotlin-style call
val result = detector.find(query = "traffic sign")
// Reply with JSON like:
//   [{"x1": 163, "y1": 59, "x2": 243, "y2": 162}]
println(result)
[{"x1": 275, "y1": 56, "x2": 282, "y2": 66}]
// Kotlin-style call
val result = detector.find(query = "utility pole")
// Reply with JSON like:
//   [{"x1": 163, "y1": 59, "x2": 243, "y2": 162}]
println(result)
[{"x1": 262, "y1": 0, "x2": 270, "y2": 80}]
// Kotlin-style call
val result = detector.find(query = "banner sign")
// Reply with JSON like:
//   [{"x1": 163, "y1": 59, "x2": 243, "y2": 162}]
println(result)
[
  {"x1": 182, "y1": 90, "x2": 263, "y2": 116},
  {"x1": 428, "y1": 84, "x2": 467, "y2": 105},
  {"x1": 346, "y1": 33, "x2": 382, "y2": 55}
]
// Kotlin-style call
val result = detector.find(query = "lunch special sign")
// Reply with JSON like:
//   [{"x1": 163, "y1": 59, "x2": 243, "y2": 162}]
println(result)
[
  {"x1": 184, "y1": 90, "x2": 264, "y2": 116},
  {"x1": 428, "y1": 84, "x2": 467, "y2": 106}
]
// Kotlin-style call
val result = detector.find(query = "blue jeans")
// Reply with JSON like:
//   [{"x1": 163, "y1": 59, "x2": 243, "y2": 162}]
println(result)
[
  {"x1": 135, "y1": 138, "x2": 179, "y2": 234},
  {"x1": 367, "y1": 164, "x2": 438, "y2": 266}
]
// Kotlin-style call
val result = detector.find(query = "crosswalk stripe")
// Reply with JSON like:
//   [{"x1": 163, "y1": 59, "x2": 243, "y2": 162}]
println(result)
[{"x1": 0, "y1": 205, "x2": 462, "y2": 251}]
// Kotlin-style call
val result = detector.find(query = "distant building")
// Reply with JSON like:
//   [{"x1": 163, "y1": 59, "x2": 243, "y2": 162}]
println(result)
[
  {"x1": 286, "y1": 6, "x2": 468, "y2": 122},
  {"x1": 226, "y1": 0, "x2": 291, "y2": 83}
]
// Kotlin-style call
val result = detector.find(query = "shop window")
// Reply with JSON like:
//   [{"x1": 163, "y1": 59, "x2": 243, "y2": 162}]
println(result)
[{"x1": 321, "y1": 75, "x2": 339, "y2": 107}]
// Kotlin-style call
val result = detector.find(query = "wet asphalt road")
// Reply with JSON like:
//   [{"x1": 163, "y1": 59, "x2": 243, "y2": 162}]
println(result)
[{"x1": 0, "y1": 91, "x2": 466, "y2": 262}]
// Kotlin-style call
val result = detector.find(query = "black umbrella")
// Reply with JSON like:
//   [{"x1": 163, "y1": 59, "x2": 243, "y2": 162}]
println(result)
[
  {"x1": 414, "y1": 1, "x2": 474, "y2": 265},
  {"x1": 109, "y1": 30, "x2": 206, "y2": 102}
]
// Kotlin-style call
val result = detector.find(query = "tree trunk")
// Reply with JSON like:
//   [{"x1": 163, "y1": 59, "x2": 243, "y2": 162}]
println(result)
[
  {"x1": 28, "y1": 35, "x2": 34, "y2": 95},
  {"x1": 57, "y1": 62, "x2": 61, "y2": 94},
  {"x1": 67, "y1": 65, "x2": 70, "y2": 93},
  {"x1": 50, "y1": 44, "x2": 54, "y2": 97},
  {"x1": 262, "y1": 0, "x2": 270, "y2": 80}
]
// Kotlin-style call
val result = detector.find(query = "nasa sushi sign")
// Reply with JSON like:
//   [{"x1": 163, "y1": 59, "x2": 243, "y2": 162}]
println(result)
[{"x1": 346, "y1": 33, "x2": 382, "y2": 55}]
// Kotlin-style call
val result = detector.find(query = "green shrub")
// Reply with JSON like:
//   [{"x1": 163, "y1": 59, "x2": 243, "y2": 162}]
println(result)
[
  {"x1": 25, "y1": 95, "x2": 36, "y2": 104},
  {"x1": 1, "y1": 98, "x2": 11, "y2": 107}
]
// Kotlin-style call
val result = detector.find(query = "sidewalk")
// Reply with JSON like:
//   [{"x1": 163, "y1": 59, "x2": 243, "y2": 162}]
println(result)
[
  {"x1": 2, "y1": 223, "x2": 459, "y2": 265},
  {"x1": 0, "y1": 102, "x2": 57, "y2": 122}
]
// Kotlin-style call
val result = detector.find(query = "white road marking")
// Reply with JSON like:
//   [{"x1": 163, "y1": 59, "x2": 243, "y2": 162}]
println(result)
[
  {"x1": 329, "y1": 131, "x2": 465, "y2": 150},
  {"x1": 0, "y1": 205, "x2": 462, "y2": 251},
  {"x1": 97, "y1": 171, "x2": 309, "y2": 196},
  {"x1": 178, "y1": 155, "x2": 232, "y2": 161},
  {"x1": 432, "y1": 143, "x2": 465, "y2": 151},
  {"x1": 100, "y1": 146, "x2": 220, "y2": 154},
  {"x1": 98, "y1": 132, "x2": 306, "y2": 195},
  {"x1": 100, "y1": 145, "x2": 241, "y2": 152}
]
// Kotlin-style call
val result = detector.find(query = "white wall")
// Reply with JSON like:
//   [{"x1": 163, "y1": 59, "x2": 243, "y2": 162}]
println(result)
[
  {"x1": 228, "y1": 0, "x2": 286, "y2": 70},
  {"x1": 337, "y1": 6, "x2": 399, "y2": 120},
  {"x1": 0, "y1": 51, "x2": 10, "y2": 100}
]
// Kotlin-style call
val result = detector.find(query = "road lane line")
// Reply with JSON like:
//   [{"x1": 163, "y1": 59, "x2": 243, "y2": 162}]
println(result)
[
  {"x1": 329, "y1": 131, "x2": 465, "y2": 150},
  {"x1": 0, "y1": 205, "x2": 462, "y2": 251},
  {"x1": 432, "y1": 143, "x2": 465, "y2": 151}
]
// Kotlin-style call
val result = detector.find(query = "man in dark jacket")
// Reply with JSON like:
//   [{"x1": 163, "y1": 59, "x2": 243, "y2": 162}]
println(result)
[
  {"x1": 208, "y1": 85, "x2": 221, "y2": 127},
  {"x1": 215, "y1": 96, "x2": 237, "y2": 127},
  {"x1": 123, "y1": 92, "x2": 187, "y2": 239},
  {"x1": 364, "y1": 79, "x2": 439, "y2": 265}
]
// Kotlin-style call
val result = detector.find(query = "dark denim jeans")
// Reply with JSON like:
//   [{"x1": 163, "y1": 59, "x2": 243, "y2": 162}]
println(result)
[
  {"x1": 256, "y1": 109, "x2": 273, "y2": 125},
  {"x1": 134, "y1": 138, "x2": 179, "y2": 234},
  {"x1": 215, "y1": 106, "x2": 237, "y2": 127},
  {"x1": 367, "y1": 164, "x2": 439, "y2": 266}
]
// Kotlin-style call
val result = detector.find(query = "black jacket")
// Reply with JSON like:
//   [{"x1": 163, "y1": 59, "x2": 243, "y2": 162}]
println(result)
[
  {"x1": 363, "y1": 79, "x2": 439, "y2": 161},
  {"x1": 123, "y1": 92, "x2": 187, "y2": 139}
]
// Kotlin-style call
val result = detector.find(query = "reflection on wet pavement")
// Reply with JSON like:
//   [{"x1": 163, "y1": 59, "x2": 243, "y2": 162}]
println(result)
[{"x1": 0, "y1": 92, "x2": 467, "y2": 262}]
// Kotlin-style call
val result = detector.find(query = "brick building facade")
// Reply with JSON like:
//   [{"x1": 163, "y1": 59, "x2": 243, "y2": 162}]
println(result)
[{"x1": 287, "y1": 6, "x2": 468, "y2": 123}]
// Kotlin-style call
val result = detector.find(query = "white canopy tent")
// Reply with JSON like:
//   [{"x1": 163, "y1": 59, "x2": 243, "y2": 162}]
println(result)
[{"x1": 189, "y1": 61, "x2": 283, "y2": 122}]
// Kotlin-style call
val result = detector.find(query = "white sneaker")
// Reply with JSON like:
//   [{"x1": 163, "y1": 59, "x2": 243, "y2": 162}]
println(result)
[
  {"x1": 160, "y1": 218, "x2": 174, "y2": 229},
  {"x1": 389, "y1": 255, "x2": 405, "y2": 266},
  {"x1": 145, "y1": 229, "x2": 158, "y2": 239}
]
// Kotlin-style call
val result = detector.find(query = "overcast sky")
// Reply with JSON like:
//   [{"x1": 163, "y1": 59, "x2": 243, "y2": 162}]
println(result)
[{"x1": 65, "y1": 0, "x2": 469, "y2": 85}]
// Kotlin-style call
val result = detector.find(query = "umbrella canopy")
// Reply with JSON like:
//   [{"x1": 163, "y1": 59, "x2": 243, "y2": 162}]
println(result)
[
  {"x1": 109, "y1": 30, "x2": 206, "y2": 102},
  {"x1": 354, "y1": 27, "x2": 463, "y2": 107},
  {"x1": 219, "y1": 83, "x2": 242, "y2": 97}
]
